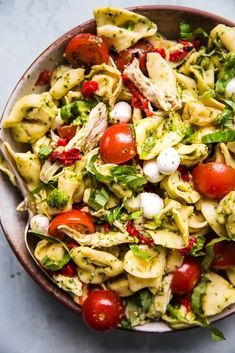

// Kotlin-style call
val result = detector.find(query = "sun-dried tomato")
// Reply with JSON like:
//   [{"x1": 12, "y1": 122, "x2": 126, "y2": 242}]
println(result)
[
  {"x1": 35, "y1": 69, "x2": 52, "y2": 86},
  {"x1": 126, "y1": 220, "x2": 154, "y2": 245},
  {"x1": 178, "y1": 236, "x2": 197, "y2": 255},
  {"x1": 49, "y1": 148, "x2": 81, "y2": 166}
]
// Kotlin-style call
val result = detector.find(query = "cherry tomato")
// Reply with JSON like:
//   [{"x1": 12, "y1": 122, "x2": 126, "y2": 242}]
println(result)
[
  {"x1": 114, "y1": 40, "x2": 154, "y2": 74},
  {"x1": 100, "y1": 123, "x2": 137, "y2": 164},
  {"x1": 211, "y1": 241, "x2": 235, "y2": 269},
  {"x1": 82, "y1": 290, "x2": 124, "y2": 331},
  {"x1": 59, "y1": 261, "x2": 77, "y2": 277},
  {"x1": 192, "y1": 162, "x2": 235, "y2": 199},
  {"x1": 48, "y1": 210, "x2": 94, "y2": 238},
  {"x1": 57, "y1": 125, "x2": 77, "y2": 141},
  {"x1": 171, "y1": 257, "x2": 201, "y2": 295},
  {"x1": 65, "y1": 33, "x2": 109, "y2": 67}
]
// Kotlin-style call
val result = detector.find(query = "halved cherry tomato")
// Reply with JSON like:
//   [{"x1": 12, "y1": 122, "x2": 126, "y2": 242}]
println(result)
[
  {"x1": 114, "y1": 40, "x2": 154, "y2": 74},
  {"x1": 100, "y1": 123, "x2": 137, "y2": 164},
  {"x1": 82, "y1": 290, "x2": 124, "y2": 331},
  {"x1": 211, "y1": 241, "x2": 235, "y2": 270},
  {"x1": 57, "y1": 125, "x2": 77, "y2": 141},
  {"x1": 65, "y1": 33, "x2": 109, "y2": 67},
  {"x1": 48, "y1": 210, "x2": 94, "y2": 238},
  {"x1": 192, "y1": 162, "x2": 235, "y2": 199},
  {"x1": 171, "y1": 257, "x2": 201, "y2": 295}
]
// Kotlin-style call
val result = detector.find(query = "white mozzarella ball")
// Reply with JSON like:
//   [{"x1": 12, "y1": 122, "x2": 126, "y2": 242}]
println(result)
[
  {"x1": 143, "y1": 159, "x2": 164, "y2": 183},
  {"x1": 140, "y1": 192, "x2": 164, "y2": 219},
  {"x1": 110, "y1": 101, "x2": 132, "y2": 123},
  {"x1": 157, "y1": 147, "x2": 180, "y2": 175},
  {"x1": 30, "y1": 214, "x2": 50, "y2": 235},
  {"x1": 226, "y1": 77, "x2": 235, "y2": 95}
]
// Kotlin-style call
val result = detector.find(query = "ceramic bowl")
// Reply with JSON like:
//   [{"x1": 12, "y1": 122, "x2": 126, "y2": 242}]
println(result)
[{"x1": 0, "y1": 5, "x2": 234, "y2": 333}]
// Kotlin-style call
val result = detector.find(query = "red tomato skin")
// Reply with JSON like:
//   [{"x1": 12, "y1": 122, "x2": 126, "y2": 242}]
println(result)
[
  {"x1": 100, "y1": 123, "x2": 137, "y2": 164},
  {"x1": 171, "y1": 257, "x2": 201, "y2": 295},
  {"x1": 211, "y1": 241, "x2": 235, "y2": 270},
  {"x1": 114, "y1": 41, "x2": 154, "y2": 74},
  {"x1": 82, "y1": 290, "x2": 125, "y2": 331},
  {"x1": 65, "y1": 34, "x2": 109, "y2": 67},
  {"x1": 59, "y1": 262, "x2": 77, "y2": 277},
  {"x1": 192, "y1": 162, "x2": 235, "y2": 199},
  {"x1": 57, "y1": 125, "x2": 77, "y2": 141},
  {"x1": 48, "y1": 210, "x2": 94, "y2": 238}
]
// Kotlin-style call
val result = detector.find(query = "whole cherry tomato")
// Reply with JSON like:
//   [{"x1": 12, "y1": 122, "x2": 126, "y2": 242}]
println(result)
[
  {"x1": 192, "y1": 162, "x2": 235, "y2": 199},
  {"x1": 211, "y1": 241, "x2": 235, "y2": 270},
  {"x1": 48, "y1": 210, "x2": 94, "y2": 238},
  {"x1": 57, "y1": 125, "x2": 77, "y2": 141},
  {"x1": 100, "y1": 123, "x2": 137, "y2": 164},
  {"x1": 82, "y1": 290, "x2": 124, "y2": 331},
  {"x1": 171, "y1": 257, "x2": 201, "y2": 295},
  {"x1": 65, "y1": 33, "x2": 109, "y2": 67}
]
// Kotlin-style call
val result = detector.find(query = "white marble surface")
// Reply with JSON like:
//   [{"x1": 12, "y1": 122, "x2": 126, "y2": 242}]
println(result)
[{"x1": 0, "y1": 0, "x2": 235, "y2": 352}]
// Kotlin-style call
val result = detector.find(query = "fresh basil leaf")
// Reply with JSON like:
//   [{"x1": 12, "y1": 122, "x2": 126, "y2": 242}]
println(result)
[
  {"x1": 130, "y1": 244, "x2": 152, "y2": 261},
  {"x1": 87, "y1": 187, "x2": 109, "y2": 211},
  {"x1": 41, "y1": 252, "x2": 70, "y2": 271},
  {"x1": 209, "y1": 326, "x2": 226, "y2": 342},
  {"x1": 86, "y1": 154, "x2": 112, "y2": 182},
  {"x1": 215, "y1": 108, "x2": 234, "y2": 128},
  {"x1": 38, "y1": 145, "x2": 53, "y2": 159},
  {"x1": 27, "y1": 230, "x2": 70, "y2": 251},
  {"x1": 193, "y1": 28, "x2": 208, "y2": 39},
  {"x1": 120, "y1": 210, "x2": 143, "y2": 222},
  {"x1": 107, "y1": 204, "x2": 123, "y2": 225},
  {"x1": 125, "y1": 296, "x2": 142, "y2": 327},
  {"x1": 191, "y1": 275, "x2": 209, "y2": 316},
  {"x1": 180, "y1": 21, "x2": 193, "y2": 41},
  {"x1": 202, "y1": 246, "x2": 214, "y2": 271},
  {"x1": 111, "y1": 165, "x2": 147, "y2": 192},
  {"x1": 137, "y1": 289, "x2": 152, "y2": 311},
  {"x1": 190, "y1": 236, "x2": 205, "y2": 257},
  {"x1": 202, "y1": 130, "x2": 235, "y2": 143},
  {"x1": 216, "y1": 54, "x2": 235, "y2": 93},
  {"x1": 206, "y1": 236, "x2": 229, "y2": 247}
]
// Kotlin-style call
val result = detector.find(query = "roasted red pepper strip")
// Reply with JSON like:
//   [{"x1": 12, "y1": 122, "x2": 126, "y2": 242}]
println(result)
[
  {"x1": 35, "y1": 69, "x2": 52, "y2": 86},
  {"x1": 178, "y1": 236, "x2": 197, "y2": 255},
  {"x1": 103, "y1": 222, "x2": 111, "y2": 233},
  {"x1": 58, "y1": 138, "x2": 67, "y2": 147},
  {"x1": 153, "y1": 48, "x2": 166, "y2": 59},
  {"x1": 49, "y1": 148, "x2": 81, "y2": 166},
  {"x1": 81, "y1": 80, "x2": 99, "y2": 98},
  {"x1": 169, "y1": 42, "x2": 194, "y2": 62},
  {"x1": 178, "y1": 165, "x2": 191, "y2": 182},
  {"x1": 179, "y1": 39, "x2": 201, "y2": 50},
  {"x1": 122, "y1": 74, "x2": 153, "y2": 117},
  {"x1": 126, "y1": 220, "x2": 154, "y2": 245}
]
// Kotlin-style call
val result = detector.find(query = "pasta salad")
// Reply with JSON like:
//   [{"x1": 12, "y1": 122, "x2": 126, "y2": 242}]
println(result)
[{"x1": 1, "y1": 6, "x2": 235, "y2": 339}]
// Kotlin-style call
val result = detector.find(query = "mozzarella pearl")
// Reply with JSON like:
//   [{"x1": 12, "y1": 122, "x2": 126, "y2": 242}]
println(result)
[
  {"x1": 140, "y1": 192, "x2": 164, "y2": 219},
  {"x1": 157, "y1": 147, "x2": 180, "y2": 175},
  {"x1": 226, "y1": 77, "x2": 235, "y2": 95},
  {"x1": 109, "y1": 101, "x2": 132, "y2": 123},
  {"x1": 30, "y1": 214, "x2": 50, "y2": 235},
  {"x1": 143, "y1": 159, "x2": 164, "y2": 183}
]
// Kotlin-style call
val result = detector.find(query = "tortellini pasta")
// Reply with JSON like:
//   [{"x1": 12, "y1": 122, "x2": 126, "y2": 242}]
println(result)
[
  {"x1": 160, "y1": 171, "x2": 201, "y2": 204},
  {"x1": 217, "y1": 191, "x2": 235, "y2": 238},
  {"x1": 94, "y1": 6, "x2": 157, "y2": 52},
  {"x1": 123, "y1": 245, "x2": 166, "y2": 279},
  {"x1": 209, "y1": 24, "x2": 235, "y2": 52},
  {"x1": 2, "y1": 93, "x2": 57, "y2": 143},
  {"x1": 87, "y1": 64, "x2": 122, "y2": 107},
  {"x1": 34, "y1": 240, "x2": 70, "y2": 270},
  {"x1": 175, "y1": 143, "x2": 208, "y2": 166},
  {"x1": 200, "y1": 199, "x2": 226, "y2": 237},
  {"x1": 182, "y1": 101, "x2": 222, "y2": 126},
  {"x1": 107, "y1": 275, "x2": 134, "y2": 297},
  {"x1": 71, "y1": 246, "x2": 123, "y2": 284},
  {"x1": 53, "y1": 274, "x2": 83, "y2": 297}
]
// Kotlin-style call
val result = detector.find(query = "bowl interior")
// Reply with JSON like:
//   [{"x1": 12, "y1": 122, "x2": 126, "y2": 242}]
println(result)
[{"x1": 0, "y1": 5, "x2": 234, "y2": 332}]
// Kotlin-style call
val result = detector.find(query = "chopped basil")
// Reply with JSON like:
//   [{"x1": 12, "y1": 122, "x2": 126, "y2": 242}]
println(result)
[
  {"x1": 202, "y1": 130, "x2": 235, "y2": 143},
  {"x1": 38, "y1": 145, "x2": 53, "y2": 159},
  {"x1": 107, "y1": 203, "x2": 123, "y2": 225},
  {"x1": 209, "y1": 326, "x2": 226, "y2": 342},
  {"x1": 216, "y1": 54, "x2": 235, "y2": 93},
  {"x1": 120, "y1": 318, "x2": 132, "y2": 329},
  {"x1": 191, "y1": 275, "x2": 209, "y2": 316},
  {"x1": 41, "y1": 252, "x2": 70, "y2": 271},
  {"x1": 215, "y1": 108, "x2": 234, "y2": 128},
  {"x1": 137, "y1": 289, "x2": 152, "y2": 311},
  {"x1": 87, "y1": 187, "x2": 109, "y2": 211},
  {"x1": 130, "y1": 244, "x2": 152, "y2": 261},
  {"x1": 190, "y1": 236, "x2": 205, "y2": 257},
  {"x1": 180, "y1": 22, "x2": 208, "y2": 41}
]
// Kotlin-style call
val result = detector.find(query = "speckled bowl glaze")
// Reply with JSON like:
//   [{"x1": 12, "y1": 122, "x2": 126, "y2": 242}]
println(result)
[{"x1": 0, "y1": 5, "x2": 234, "y2": 333}]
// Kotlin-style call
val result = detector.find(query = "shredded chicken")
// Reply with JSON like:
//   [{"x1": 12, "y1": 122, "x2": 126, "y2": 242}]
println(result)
[
  {"x1": 65, "y1": 102, "x2": 108, "y2": 153},
  {"x1": 123, "y1": 56, "x2": 181, "y2": 111}
]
